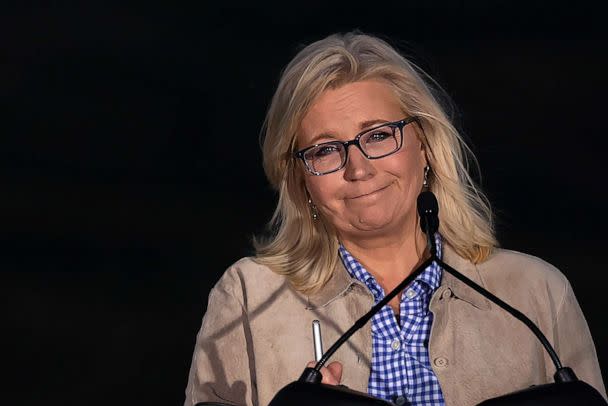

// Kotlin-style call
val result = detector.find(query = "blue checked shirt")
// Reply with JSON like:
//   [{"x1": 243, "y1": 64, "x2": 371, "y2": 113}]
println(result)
[{"x1": 338, "y1": 235, "x2": 445, "y2": 406}]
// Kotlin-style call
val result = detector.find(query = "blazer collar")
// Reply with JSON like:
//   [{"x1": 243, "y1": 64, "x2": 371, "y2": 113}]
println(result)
[
  {"x1": 306, "y1": 244, "x2": 491, "y2": 310},
  {"x1": 442, "y1": 245, "x2": 492, "y2": 310},
  {"x1": 306, "y1": 257, "x2": 357, "y2": 309}
]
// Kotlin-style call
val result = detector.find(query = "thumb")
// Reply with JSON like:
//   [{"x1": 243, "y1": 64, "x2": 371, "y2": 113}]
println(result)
[{"x1": 326, "y1": 361, "x2": 343, "y2": 383}]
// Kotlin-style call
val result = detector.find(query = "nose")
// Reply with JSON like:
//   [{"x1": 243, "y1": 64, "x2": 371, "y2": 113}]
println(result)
[{"x1": 343, "y1": 146, "x2": 376, "y2": 181}]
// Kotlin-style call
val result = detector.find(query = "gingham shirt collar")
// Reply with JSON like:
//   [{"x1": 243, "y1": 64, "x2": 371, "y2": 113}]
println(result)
[
  {"x1": 338, "y1": 235, "x2": 443, "y2": 303},
  {"x1": 305, "y1": 239, "x2": 489, "y2": 311}
]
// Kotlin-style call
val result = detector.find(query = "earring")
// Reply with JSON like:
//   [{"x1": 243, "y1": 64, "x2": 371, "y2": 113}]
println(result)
[
  {"x1": 308, "y1": 197, "x2": 319, "y2": 221},
  {"x1": 423, "y1": 165, "x2": 431, "y2": 189}
]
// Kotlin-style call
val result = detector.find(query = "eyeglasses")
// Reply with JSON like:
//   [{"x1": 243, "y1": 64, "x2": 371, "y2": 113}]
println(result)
[{"x1": 294, "y1": 116, "x2": 419, "y2": 176}]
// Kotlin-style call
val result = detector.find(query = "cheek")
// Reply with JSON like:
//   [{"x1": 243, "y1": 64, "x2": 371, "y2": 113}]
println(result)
[
  {"x1": 304, "y1": 175, "x2": 343, "y2": 209},
  {"x1": 387, "y1": 148, "x2": 425, "y2": 182},
  {"x1": 304, "y1": 176, "x2": 329, "y2": 201}
]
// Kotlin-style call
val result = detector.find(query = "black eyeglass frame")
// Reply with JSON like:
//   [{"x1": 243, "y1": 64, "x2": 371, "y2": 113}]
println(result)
[{"x1": 294, "y1": 116, "x2": 420, "y2": 176}]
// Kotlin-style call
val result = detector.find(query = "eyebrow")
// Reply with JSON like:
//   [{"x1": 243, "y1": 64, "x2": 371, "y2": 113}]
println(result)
[{"x1": 307, "y1": 118, "x2": 391, "y2": 145}]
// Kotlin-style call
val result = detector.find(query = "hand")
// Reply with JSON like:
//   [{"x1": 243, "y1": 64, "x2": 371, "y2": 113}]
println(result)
[{"x1": 306, "y1": 361, "x2": 343, "y2": 385}]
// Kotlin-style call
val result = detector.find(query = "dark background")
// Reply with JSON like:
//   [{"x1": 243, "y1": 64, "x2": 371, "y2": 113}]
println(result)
[{"x1": 2, "y1": 3, "x2": 607, "y2": 405}]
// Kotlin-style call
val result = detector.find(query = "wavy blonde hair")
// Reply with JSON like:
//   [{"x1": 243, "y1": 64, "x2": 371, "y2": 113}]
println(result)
[{"x1": 254, "y1": 32, "x2": 497, "y2": 294}]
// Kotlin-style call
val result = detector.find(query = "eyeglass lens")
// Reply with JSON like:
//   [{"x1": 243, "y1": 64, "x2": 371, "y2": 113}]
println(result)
[{"x1": 304, "y1": 124, "x2": 401, "y2": 174}]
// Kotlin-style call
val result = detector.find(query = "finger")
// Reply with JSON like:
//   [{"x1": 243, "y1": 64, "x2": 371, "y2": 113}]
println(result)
[{"x1": 326, "y1": 361, "x2": 343, "y2": 383}]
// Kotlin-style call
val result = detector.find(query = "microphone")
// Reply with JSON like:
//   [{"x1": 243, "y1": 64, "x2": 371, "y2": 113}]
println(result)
[{"x1": 415, "y1": 190, "x2": 607, "y2": 406}]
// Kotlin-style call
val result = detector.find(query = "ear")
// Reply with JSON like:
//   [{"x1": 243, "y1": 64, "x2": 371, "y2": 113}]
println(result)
[{"x1": 418, "y1": 139, "x2": 429, "y2": 169}]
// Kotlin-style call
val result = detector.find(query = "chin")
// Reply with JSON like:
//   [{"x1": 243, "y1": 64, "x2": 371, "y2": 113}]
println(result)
[
  {"x1": 350, "y1": 214, "x2": 395, "y2": 233},
  {"x1": 345, "y1": 205, "x2": 412, "y2": 235}
]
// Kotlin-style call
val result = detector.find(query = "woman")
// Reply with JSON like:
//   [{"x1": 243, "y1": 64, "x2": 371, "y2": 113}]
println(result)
[{"x1": 184, "y1": 33, "x2": 605, "y2": 406}]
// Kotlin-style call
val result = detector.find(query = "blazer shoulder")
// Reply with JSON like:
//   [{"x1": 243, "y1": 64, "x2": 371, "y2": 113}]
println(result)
[
  {"x1": 213, "y1": 257, "x2": 291, "y2": 302},
  {"x1": 479, "y1": 248, "x2": 569, "y2": 291},
  {"x1": 225, "y1": 256, "x2": 286, "y2": 283}
]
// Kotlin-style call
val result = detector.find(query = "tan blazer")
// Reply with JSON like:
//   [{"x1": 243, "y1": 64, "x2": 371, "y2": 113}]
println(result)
[{"x1": 184, "y1": 247, "x2": 606, "y2": 406}]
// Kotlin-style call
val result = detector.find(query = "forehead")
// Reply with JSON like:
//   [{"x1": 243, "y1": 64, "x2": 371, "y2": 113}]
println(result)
[{"x1": 298, "y1": 80, "x2": 403, "y2": 143}]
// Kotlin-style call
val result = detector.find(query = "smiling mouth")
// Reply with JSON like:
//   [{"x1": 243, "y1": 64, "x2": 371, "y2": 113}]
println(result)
[{"x1": 349, "y1": 183, "x2": 392, "y2": 199}]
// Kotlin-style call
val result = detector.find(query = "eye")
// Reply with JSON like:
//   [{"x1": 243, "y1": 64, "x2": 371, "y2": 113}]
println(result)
[
  {"x1": 367, "y1": 130, "x2": 393, "y2": 143},
  {"x1": 312, "y1": 144, "x2": 341, "y2": 158}
]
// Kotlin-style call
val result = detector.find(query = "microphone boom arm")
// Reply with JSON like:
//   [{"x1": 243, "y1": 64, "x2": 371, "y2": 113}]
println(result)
[
  {"x1": 435, "y1": 257, "x2": 565, "y2": 373},
  {"x1": 273, "y1": 190, "x2": 606, "y2": 405},
  {"x1": 314, "y1": 257, "x2": 435, "y2": 371}
]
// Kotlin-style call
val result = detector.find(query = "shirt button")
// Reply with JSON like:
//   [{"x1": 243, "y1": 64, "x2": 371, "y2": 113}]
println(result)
[
  {"x1": 433, "y1": 356, "x2": 449, "y2": 368},
  {"x1": 391, "y1": 338, "x2": 401, "y2": 351},
  {"x1": 405, "y1": 289, "x2": 416, "y2": 299},
  {"x1": 394, "y1": 395, "x2": 407, "y2": 405}
]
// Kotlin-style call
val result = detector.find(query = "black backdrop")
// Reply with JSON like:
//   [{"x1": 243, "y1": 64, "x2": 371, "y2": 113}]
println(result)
[{"x1": 3, "y1": 3, "x2": 607, "y2": 406}]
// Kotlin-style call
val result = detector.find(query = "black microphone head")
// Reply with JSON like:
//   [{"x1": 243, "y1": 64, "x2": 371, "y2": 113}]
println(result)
[{"x1": 417, "y1": 190, "x2": 439, "y2": 235}]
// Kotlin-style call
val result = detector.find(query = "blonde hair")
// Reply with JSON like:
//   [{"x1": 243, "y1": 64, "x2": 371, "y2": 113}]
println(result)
[{"x1": 254, "y1": 32, "x2": 497, "y2": 294}]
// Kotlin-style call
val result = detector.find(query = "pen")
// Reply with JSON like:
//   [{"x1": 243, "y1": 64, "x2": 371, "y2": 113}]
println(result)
[{"x1": 312, "y1": 319, "x2": 323, "y2": 362}]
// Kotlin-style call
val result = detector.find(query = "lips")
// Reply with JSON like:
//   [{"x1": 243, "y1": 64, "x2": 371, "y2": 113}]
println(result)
[{"x1": 348, "y1": 183, "x2": 392, "y2": 199}]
